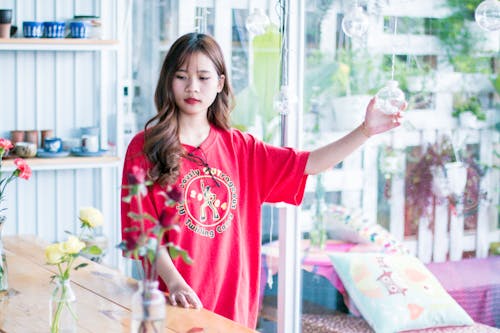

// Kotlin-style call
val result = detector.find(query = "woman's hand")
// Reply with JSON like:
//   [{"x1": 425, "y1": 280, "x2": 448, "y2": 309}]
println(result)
[
  {"x1": 156, "y1": 247, "x2": 203, "y2": 309},
  {"x1": 167, "y1": 282, "x2": 203, "y2": 309},
  {"x1": 362, "y1": 97, "x2": 407, "y2": 137}
]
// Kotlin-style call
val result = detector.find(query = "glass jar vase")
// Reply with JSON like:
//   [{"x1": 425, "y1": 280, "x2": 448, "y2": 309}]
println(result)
[
  {"x1": 0, "y1": 216, "x2": 7, "y2": 293},
  {"x1": 49, "y1": 278, "x2": 77, "y2": 333},
  {"x1": 131, "y1": 280, "x2": 166, "y2": 333}
]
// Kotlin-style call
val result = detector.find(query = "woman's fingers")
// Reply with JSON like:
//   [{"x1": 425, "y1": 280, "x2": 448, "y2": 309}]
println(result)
[
  {"x1": 167, "y1": 293, "x2": 178, "y2": 306},
  {"x1": 185, "y1": 292, "x2": 203, "y2": 309},
  {"x1": 168, "y1": 290, "x2": 203, "y2": 309}
]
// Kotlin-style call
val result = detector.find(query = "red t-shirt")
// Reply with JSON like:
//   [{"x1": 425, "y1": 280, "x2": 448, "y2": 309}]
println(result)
[{"x1": 121, "y1": 126, "x2": 309, "y2": 328}]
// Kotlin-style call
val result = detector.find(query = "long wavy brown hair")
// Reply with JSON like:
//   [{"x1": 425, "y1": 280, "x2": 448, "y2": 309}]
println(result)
[{"x1": 144, "y1": 33, "x2": 235, "y2": 186}]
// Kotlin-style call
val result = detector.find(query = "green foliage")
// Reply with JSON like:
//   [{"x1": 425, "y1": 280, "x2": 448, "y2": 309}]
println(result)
[
  {"x1": 332, "y1": 48, "x2": 383, "y2": 97},
  {"x1": 451, "y1": 55, "x2": 493, "y2": 74},
  {"x1": 232, "y1": 26, "x2": 282, "y2": 142},
  {"x1": 452, "y1": 96, "x2": 487, "y2": 121},
  {"x1": 383, "y1": 55, "x2": 433, "y2": 92},
  {"x1": 491, "y1": 74, "x2": 500, "y2": 95},
  {"x1": 432, "y1": 0, "x2": 494, "y2": 73}
]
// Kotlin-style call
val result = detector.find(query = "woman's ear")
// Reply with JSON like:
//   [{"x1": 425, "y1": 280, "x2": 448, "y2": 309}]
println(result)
[{"x1": 217, "y1": 75, "x2": 225, "y2": 93}]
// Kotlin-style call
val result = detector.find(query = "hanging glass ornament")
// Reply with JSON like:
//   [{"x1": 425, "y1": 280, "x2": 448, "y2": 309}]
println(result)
[
  {"x1": 273, "y1": 86, "x2": 296, "y2": 115},
  {"x1": 341, "y1": 5, "x2": 369, "y2": 38},
  {"x1": 374, "y1": 80, "x2": 406, "y2": 115},
  {"x1": 245, "y1": 8, "x2": 270, "y2": 36},
  {"x1": 475, "y1": 0, "x2": 500, "y2": 32}
]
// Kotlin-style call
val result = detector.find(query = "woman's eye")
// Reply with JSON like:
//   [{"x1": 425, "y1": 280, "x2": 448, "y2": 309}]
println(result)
[
  {"x1": 175, "y1": 74, "x2": 187, "y2": 80},
  {"x1": 200, "y1": 77, "x2": 210, "y2": 81}
]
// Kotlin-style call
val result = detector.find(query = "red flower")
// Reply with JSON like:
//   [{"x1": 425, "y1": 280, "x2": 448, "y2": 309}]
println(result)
[
  {"x1": 127, "y1": 165, "x2": 146, "y2": 184},
  {"x1": 159, "y1": 206, "x2": 177, "y2": 228},
  {"x1": 167, "y1": 186, "x2": 182, "y2": 203},
  {"x1": 124, "y1": 231, "x2": 140, "y2": 251},
  {"x1": 0, "y1": 138, "x2": 13, "y2": 153},
  {"x1": 14, "y1": 158, "x2": 32, "y2": 180}
]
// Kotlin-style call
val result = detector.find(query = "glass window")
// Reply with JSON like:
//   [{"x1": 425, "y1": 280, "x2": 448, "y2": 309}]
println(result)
[{"x1": 130, "y1": 1, "x2": 499, "y2": 332}]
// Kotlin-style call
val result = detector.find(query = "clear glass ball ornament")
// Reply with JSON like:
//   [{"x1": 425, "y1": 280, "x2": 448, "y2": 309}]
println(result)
[
  {"x1": 273, "y1": 86, "x2": 296, "y2": 115},
  {"x1": 374, "y1": 80, "x2": 406, "y2": 115},
  {"x1": 245, "y1": 8, "x2": 270, "y2": 36},
  {"x1": 475, "y1": 0, "x2": 500, "y2": 32},
  {"x1": 341, "y1": 6, "x2": 369, "y2": 38}
]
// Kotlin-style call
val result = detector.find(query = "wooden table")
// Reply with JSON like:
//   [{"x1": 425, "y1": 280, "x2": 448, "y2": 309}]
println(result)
[{"x1": 1, "y1": 235, "x2": 257, "y2": 333}]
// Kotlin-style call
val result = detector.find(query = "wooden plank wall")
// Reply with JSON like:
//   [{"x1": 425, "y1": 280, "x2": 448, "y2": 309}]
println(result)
[{"x1": 0, "y1": 0, "x2": 122, "y2": 268}]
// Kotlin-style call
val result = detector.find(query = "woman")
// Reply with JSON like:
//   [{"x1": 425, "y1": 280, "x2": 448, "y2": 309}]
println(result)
[{"x1": 121, "y1": 32, "x2": 403, "y2": 329}]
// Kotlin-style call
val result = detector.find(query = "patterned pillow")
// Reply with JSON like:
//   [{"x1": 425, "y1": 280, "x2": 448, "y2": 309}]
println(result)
[
  {"x1": 328, "y1": 253, "x2": 474, "y2": 333},
  {"x1": 326, "y1": 205, "x2": 409, "y2": 255}
]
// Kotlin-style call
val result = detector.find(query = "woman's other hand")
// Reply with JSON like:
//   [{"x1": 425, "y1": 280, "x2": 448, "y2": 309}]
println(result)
[
  {"x1": 167, "y1": 282, "x2": 203, "y2": 309},
  {"x1": 362, "y1": 97, "x2": 407, "y2": 137}
]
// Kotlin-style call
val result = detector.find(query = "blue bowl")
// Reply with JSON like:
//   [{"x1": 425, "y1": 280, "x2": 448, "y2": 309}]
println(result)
[
  {"x1": 23, "y1": 21, "x2": 43, "y2": 38},
  {"x1": 70, "y1": 21, "x2": 88, "y2": 38},
  {"x1": 42, "y1": 21, "x2": 65, "y2": 38}
]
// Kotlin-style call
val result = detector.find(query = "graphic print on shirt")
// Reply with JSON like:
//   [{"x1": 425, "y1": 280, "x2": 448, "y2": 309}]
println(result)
[{"x1": 177, "y1": 166, "x2": 237, "y2": 238}]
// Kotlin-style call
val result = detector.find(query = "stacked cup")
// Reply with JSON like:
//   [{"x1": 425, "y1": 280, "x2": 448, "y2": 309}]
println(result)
[{"x1": 0, "y1": 9, "x2": 12, "y2": 38}]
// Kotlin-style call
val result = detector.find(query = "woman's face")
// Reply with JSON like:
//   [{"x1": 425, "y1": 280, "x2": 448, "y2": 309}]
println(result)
[{"x1": 172, "y1": 52, "x2": 224, "y2": 118}]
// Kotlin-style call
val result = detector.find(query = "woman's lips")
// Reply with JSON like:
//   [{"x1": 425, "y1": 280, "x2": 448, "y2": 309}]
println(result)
[{"x1": 185, "y1": 98, "x2": 200, "y2": 105}]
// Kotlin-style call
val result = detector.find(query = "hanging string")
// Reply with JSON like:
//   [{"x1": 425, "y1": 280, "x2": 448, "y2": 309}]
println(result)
[
  {"x1": 391, "y1": 17, "x2": 398, "y2": 81},
  {"x1": 267, "y1": 205, "x2": 275, "y2": 289},
  {"x1": 276, "y1": 0, "x2": 289, "y2": 86}
]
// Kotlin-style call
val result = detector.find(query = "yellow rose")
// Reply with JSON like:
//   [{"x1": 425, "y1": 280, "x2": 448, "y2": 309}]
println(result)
[
  {"x1": 62, "y1": 235, "x2": 86, "y2": 254},
  {"x1": 45, "y1": 243, "x2": 65, "y2": 264},
  {"x1": 79, "y1": 207, "x2": 104, "y2": 228}
]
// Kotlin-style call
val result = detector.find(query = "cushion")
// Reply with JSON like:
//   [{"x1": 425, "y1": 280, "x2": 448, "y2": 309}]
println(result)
[
  {"x1": 326, "y1": 205, "x2": 409, "y2": 255},
  {"x1": 328, "y1": 252, "x2": 474, "y2": 333}
]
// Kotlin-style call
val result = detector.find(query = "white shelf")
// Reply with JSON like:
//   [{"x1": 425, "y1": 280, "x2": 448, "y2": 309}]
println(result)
[
  {"x1": 2, "y1": 156, "x2": 121, "y2": 171},
  {"x1": 0, "y1": 38, "x2": 120, "y2": 51}
]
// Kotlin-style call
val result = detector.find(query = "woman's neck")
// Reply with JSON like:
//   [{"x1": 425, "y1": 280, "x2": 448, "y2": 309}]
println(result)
[{"x1": 179, "y1": 116, "x2": 211, "y2": 147}]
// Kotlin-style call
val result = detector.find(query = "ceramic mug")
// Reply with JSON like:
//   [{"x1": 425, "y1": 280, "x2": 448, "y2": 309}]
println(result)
[
  {"x1": 10, "y1": 130, "x2": 25, "y2": 145},
  {"x1": 25, "y1": 129, "x2": 39, "y2": 148},
  {"x1": 81, "y1": 135, "x2": 99, "y2": 153},
  {"x1": 23, "y1": 21, "x2": 43, "y2": 38},
  {"x1": 14, "y1": 142, "x2": 37, "y2": 158},
  {"x1": 70, "y1": 21, "x2": 88, "y2": 38},
  {"x1": 0, "y1": 9, "x2": 12, "y2": 38},
  {"x1": 41, "y1": 129, "x2": 54, "y2": 148},
  {"x1": 44, "y1": 137, "x2": 63, "y2": 153}
]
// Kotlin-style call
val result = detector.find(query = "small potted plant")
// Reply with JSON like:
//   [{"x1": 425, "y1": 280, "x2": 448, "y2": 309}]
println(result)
[
  {"x1": 452, "y1": 95, "x2": 487, "y2": 128},
  {"x1": 405, "y1": 136, "x2": 486, "y2": 231}
]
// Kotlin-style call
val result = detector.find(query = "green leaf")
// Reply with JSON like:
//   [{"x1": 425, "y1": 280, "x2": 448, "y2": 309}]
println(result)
[
  {"x1": 84, "y1": 245, "x2": 103, "y2": 255},
  {"x1": 143, "y1": 213, "x2": 157, "y2": 223},
  {"x1": 74, "y1": 263, "x2": 88, "y2": 270},
  {"x1": 127, "y1": 212, "x2": 144, "y2": 221},
  {"x1": 168, "y1": 244, "x2": 193, "y2": 265},
  {"x1": 147, "y1": 249, "x2": 155, "y2": 264}
]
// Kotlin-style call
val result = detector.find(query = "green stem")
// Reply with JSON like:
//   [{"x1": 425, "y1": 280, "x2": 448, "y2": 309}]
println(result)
[
  {"x1": 51, "y1": 279, "x2": 77, "y2": 333},
  {"x1": 51, "y1": 281, "x2": 66, "y2": 333},
  {"x1": 0, "y1": 173, "x2": 16, "y2": 199}
]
